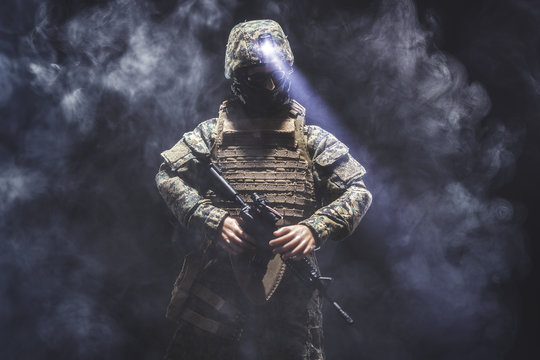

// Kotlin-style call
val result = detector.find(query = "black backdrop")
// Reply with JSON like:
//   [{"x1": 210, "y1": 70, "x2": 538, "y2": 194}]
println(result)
[{"x1": 1, "y1": 0, "x2": 539, "y2": 359}]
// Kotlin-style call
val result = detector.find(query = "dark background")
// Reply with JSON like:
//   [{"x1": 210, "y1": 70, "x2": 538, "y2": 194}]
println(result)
[{"x1": 1, "y1": 0, "x2": 538, "y2": 359}]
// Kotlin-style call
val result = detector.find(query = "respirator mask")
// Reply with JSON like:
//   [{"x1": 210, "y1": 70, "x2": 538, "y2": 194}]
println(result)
[{"x1": 231, "y1": 65, "x2": 292, "y2": 116}]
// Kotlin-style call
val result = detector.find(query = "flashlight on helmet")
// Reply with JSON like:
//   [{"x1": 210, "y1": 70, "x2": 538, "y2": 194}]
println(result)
[{"x1": 258, "y1": 34, "x2": 277, "y2": 61}]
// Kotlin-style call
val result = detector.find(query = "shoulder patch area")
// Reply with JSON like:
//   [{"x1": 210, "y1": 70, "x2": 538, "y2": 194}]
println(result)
[
  {"x1": 314, "y1": 141, "x2": 349, "y2": 167},
  {"x1": 183, "y1": 131, "x2": 210, "y2": 158},
  {"x1": 160, "y1": 119, "x2": 217, "y2": 170},
  {"x1": 160, "y1": 140, "x2": 194, "y2": 171},
  {"x1": 186, "y1": 118, "x2": 217, "y2": 157},
  {"x1": 310, "y1": 125, "x2": 350, "y2": 167}
]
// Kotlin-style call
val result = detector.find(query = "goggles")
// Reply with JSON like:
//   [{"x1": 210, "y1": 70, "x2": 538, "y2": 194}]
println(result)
[{"x1": 245, "y1": 69, "x2": 289, "y2": 89}]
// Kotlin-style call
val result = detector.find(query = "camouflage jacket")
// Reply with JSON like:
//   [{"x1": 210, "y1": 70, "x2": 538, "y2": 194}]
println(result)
[{"x1": 155, "y1": 113, "x2": 372, "y2": 247}]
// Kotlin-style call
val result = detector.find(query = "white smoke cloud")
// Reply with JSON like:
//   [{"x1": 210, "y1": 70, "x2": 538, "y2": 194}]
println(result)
[
  {"x1": 0, "y1": 165, "x2": 45, "y2": 215},
  {"x1": 0, "y1": 0, "x2": 533, "y2": 359},
  {"x1": 286, "y1": 0, "x2": 528, "y2": 358}
]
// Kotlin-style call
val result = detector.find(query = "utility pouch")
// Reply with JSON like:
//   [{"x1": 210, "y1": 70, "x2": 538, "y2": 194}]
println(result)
[{"x1": 165, "y1": 251, "x2": 204, "y2": 321}]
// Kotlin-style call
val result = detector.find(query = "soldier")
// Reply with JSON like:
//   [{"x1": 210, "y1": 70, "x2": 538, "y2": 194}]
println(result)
[{"x1": 156, "y1": 19, "x2": 372, "y2": 360}]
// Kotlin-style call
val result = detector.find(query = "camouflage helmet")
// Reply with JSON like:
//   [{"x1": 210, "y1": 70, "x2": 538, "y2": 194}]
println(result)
[{"x1": 224, "y1": 19, "x2": 294, "y2": 79}]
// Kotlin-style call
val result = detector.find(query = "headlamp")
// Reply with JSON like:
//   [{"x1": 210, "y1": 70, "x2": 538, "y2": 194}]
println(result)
[{"x1": 258, "y1": 34, "x2": 277, "y2": 62}]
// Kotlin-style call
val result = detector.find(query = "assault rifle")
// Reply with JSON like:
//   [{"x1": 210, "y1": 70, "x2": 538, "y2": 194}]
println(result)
[{"x1": 207, "y1": 162, "x2": 354, "y2": 325}]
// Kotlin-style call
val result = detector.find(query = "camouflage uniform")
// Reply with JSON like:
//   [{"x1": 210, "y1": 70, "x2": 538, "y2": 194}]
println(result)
[
  {"x1": 156, "y1": 116, "x2": 372, "y2": 247},
  {"x1": 156, "y1": 20, "x2": 372, "y2": 360}
]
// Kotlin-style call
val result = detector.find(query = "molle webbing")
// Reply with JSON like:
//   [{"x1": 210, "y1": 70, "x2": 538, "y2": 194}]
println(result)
[
  {"x1": 219, "y1": 160, "x2": 308, "y2": 170},
  {"x1": 220, "y1": 131, "x2": 296, "y2": 148},
  {"x1": 210, "y1": 101, "x2": 316, "y2": 226}
]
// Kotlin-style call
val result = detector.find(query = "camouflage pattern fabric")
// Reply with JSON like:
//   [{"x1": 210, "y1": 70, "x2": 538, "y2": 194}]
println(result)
[
  {"x1": 163, "y1": 251, "x2": 324, "y2": 360},
  {"x1": 157, "y1": 100, "x2": 372, "y2": 360},
  {"x1": 250, "y1": 268, "x2": 325, "y2": 360},
  {"x1": 224, "y1": 19, "x2": 294, "y2": 79},
  {"x1": 157, "y1": 110, "x2": 372, "y2": 247}
]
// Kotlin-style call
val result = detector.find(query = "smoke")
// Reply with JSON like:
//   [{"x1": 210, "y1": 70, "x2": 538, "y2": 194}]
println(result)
[
  {"x1": 279, "y1": 0, "x2": 530, "y2": 358},
  {"x1": 0, "y1": 0, "x2": 535, "y2": 359},
  {"x1": 1, "y1": 0, "x2": 239, "y2": 358}
]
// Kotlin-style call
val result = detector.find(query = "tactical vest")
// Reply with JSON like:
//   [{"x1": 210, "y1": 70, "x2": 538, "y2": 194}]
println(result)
[
  {"x1": 208, "y1": 99, "x2": 318, "y2": 303},
  {"x1": 209, "y1": 99, "x2": 317, "y2": 226},
  {"x1": 165, "y1": 100, "x2": 319, "y2": 339}
]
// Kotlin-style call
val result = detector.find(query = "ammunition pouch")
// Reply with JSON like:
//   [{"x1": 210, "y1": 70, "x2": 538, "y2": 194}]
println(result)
[
  {"x1": 165, "y1": 252, "x2": 203, "y2": 321},
  {"x1": 166, "y1": 251, "x2": 246, "y2": 341}
]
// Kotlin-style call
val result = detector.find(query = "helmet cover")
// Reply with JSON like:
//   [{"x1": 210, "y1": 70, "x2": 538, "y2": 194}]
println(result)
[{"x1": 224, "y1": 19, "x2": 294, "y2": 79}]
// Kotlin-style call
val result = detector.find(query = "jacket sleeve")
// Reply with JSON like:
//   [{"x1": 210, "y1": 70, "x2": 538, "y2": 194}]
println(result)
[
  {"x1": 155, "y1": 119, "x2": 228, "y2": 236},
  {"x1": 299, "y1": 126, "x2": 372, "y2": 246}
]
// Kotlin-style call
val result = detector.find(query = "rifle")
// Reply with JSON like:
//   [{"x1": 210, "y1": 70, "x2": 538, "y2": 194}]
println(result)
[{"x1": 208, "y1": 162, "x2": 354, "y2": 325}]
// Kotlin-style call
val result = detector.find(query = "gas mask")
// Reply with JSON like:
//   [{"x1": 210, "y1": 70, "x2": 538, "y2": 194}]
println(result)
[{"x1": 231, "y1": 66, "x2": 292, "y2": 116}]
